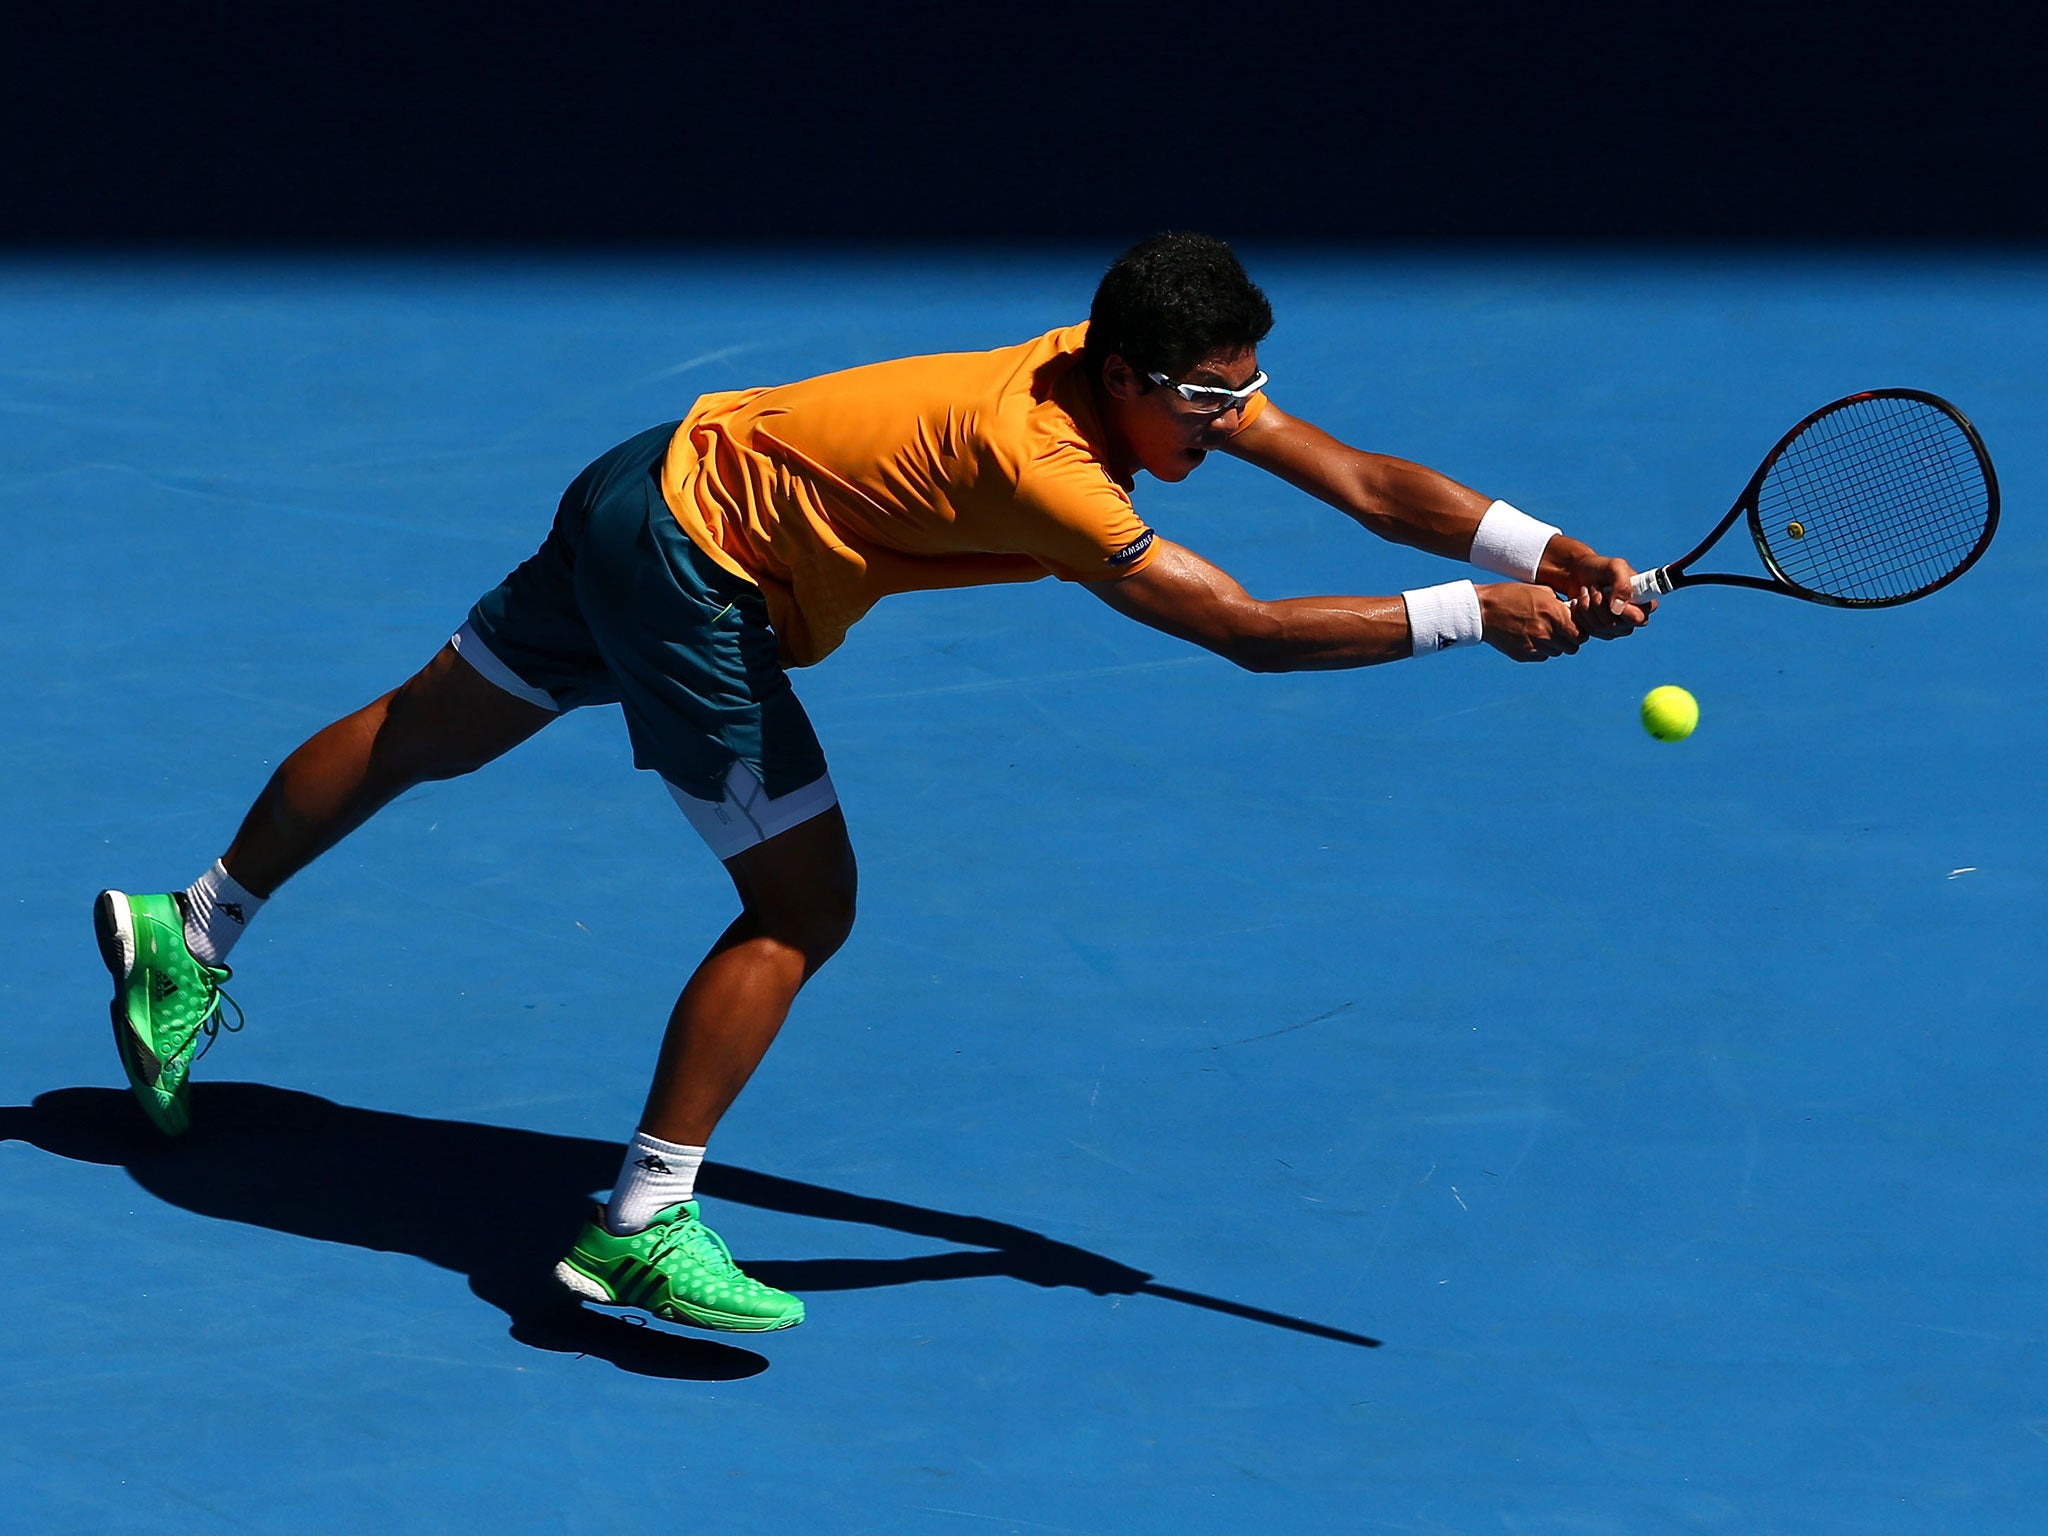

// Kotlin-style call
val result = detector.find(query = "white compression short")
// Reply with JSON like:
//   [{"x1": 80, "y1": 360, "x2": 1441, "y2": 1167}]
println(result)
[{"x1": 665, "y1": 760, "x2": 840, "y2": 861}]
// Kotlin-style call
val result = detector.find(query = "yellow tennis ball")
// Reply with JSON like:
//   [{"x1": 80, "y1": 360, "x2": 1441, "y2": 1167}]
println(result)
[{"x1": 1641, "y1": 685, "x2": 1699, "y2": 741}]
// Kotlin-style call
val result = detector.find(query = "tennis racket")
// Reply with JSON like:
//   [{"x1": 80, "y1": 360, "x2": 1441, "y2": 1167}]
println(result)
[{"x1": 1628, "y1": 389, "x2": 1998, "y2": 608}]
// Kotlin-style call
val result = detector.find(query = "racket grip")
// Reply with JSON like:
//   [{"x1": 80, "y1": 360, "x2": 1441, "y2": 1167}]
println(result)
[{"x1": 1630, "y1": 567, "x2": 1675, "y2": 603}]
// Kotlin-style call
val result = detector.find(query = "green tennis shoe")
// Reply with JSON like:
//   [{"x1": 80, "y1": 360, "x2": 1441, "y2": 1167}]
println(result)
[
  {"x1": 93, "y1": 890, "x2": 241, "y2": 1137},
  {"x1": 554, "y1": 1201, "x2": 805, "y2": 1332}
]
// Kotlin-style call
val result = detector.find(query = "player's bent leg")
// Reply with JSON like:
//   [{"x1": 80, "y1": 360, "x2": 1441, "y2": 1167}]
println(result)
[
  {"x1": 643, "y1": 796, "x2": 858, "y2": 1147},
  {"x1": 557, "y1": 774, "x2": 852, "y2": 1331}
]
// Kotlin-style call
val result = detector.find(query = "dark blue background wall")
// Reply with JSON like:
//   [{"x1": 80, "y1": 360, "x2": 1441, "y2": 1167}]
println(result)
[{"x1": 7, "y1": 0, "x2": 2042, "y2": 244}]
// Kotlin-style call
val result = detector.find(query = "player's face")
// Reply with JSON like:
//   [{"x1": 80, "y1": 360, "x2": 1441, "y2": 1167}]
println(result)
[{"x1": 1102, "y1": 345, "x2": 1262, "y2": 482}]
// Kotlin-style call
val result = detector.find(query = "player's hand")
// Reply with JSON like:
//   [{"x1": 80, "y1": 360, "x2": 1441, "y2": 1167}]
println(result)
[
  {"x1": 1548, "y1": 548, "x2": 1654, "y2": 637},
  {"x1": 1569, "y1": 588, "x2": 1654, "y2": 639},
  {"x1": 1478, "y1": 582, "x2": 1583, "y2": 661},
  {"x1": 1548, "y1": 552, "x2": 1646, "y2": 626}
]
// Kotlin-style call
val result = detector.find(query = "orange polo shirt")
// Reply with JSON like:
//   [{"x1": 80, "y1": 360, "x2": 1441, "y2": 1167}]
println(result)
[{"x1": 659, "y1": 322, "x2": 1265, "y2": 667}]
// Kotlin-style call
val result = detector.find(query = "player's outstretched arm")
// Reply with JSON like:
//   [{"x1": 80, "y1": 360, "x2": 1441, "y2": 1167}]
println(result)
[
  {"x1": 1086, "y1": 538, "x2": 1587, "y2": 669},
  {"x1": 1224, "y1": 401, "x2": 1645, "y2": 620}
]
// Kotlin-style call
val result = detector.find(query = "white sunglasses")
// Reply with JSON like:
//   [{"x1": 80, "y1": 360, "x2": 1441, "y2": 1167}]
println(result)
[{"x1": 1145, "y1": 368, "x2": 1269, "y2": 415}]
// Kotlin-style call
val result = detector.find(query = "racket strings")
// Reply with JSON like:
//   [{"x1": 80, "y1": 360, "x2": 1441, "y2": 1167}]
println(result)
[
  {"x1": 1777, "y1": 409, "x2": 1984, "y2": 592},
  {"x1": 1769, "y1": 446, "x2": 1974, "y2": 596},
  {"x1": 1756, "y1": 396, "x2": 1991, "y2": 603},
  {"x1": 1764, "y1": 406, "x2": 1985, "y2": 598}
]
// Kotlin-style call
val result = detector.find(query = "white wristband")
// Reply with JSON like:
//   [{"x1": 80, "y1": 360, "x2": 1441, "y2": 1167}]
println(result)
[
  {"x1": 1470, "y1": 500, "x2": 1561, "y2": 582},
  {"x1": 1404, "y1": 579, "x2": 1484, "y2": 656}
]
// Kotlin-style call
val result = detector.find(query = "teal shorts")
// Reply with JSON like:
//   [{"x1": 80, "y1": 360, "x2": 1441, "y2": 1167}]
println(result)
[{"x1": 460, "y1": 421, "x2": 828, "y2": 802}]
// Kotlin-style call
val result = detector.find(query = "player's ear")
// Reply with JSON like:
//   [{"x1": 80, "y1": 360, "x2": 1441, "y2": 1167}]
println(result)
[{"x1": 1101, "y1": 353, "x2": 1142, "y2": 401}]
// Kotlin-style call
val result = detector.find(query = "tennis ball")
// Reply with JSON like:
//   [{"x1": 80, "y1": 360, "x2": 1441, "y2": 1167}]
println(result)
[{"x1": 1641, "y1": 685, "x2": 1699, "y2": 742}]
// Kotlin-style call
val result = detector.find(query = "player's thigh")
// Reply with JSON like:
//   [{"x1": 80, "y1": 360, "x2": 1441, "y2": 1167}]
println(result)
[{"x1": 378, "y1": 643, "x2": 558, "y2": 780}]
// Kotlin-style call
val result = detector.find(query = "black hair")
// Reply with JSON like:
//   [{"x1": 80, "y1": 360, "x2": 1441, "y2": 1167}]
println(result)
[{"x1": 1083, "y1": 231, "x2": 1273, "y2": 383}]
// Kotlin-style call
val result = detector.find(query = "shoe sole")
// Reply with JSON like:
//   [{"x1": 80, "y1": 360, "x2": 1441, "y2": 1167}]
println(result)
[
  {"x1": 551, "y1": 1259, "x2": 803, "y2": 1333},
  {"x1": 93, "y1": 889, "x2": 151, "y2": 1085},
  {"x1": 94, "y1": 889, "x2": 187, "y2": 1135}
]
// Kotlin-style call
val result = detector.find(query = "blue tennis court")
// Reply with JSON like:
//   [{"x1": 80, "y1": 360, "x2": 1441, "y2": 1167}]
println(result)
[{"x1": 5, "y1": 249, "x2": 2044, "y2": 1533}]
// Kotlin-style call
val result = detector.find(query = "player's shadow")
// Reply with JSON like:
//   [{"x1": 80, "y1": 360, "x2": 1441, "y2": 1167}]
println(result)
[{"x1": 0, "y1": 1082, "x2": 1380, "y2": 1380}]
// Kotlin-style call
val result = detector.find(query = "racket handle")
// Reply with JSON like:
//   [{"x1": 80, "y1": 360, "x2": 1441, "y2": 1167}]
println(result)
[{"x1": 1630, "y1": 567, "x2": 1676, "y2": 603}]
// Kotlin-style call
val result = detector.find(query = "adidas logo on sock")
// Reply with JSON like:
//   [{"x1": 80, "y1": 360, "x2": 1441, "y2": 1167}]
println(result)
[
  {"x1": 221, "y1": 902, "x2": 245, "y2": 925},
  {"x1": 634, "y1": 1154, "x2": 673, "y2": 1175}
]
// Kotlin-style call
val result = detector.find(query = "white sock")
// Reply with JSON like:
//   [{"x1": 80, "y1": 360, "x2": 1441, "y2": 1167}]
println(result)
[
  {"x1": 181, "y1": 859, "x2": 266, "y2": 966},
  {"x1": 605, "y1": 1131, "x2": 706, "y2": 1234}
]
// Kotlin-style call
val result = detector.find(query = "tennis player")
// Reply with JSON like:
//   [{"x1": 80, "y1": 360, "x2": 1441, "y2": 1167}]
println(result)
[{"x1": 94, "y1": 233, "x2": 1649, "y2": 1333}]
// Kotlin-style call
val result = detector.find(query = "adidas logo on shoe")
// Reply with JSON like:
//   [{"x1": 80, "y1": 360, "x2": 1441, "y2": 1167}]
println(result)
[{"x1": 150, "y1": 973, "x2": 179, "y2": 1002}]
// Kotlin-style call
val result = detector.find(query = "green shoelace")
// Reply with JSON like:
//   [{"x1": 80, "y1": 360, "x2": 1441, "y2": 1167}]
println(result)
[{"x1": 139, "y1": 907, "x2": 246, "y2": 1060}]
